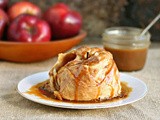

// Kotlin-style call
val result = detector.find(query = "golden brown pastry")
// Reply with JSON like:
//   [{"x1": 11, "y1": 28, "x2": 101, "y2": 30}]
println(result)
[{"x1": 49, "y1": 46, "x2": 121, "y2": 101}]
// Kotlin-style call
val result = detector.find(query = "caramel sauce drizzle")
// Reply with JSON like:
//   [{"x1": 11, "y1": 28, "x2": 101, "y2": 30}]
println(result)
[
  {"x1": 108, "y1": 84, "x2": 114, "y2": 98},
  {"x1": 26, "y1": 80, "x2": 54, "y2": 101},
  {"x1": 65, "y1": 66, "x2": 85, "y2": 101},
  {"x1": 26, "y1": 80, "x2": 132, "y2": 104},
  {"x1": 26, "y1": 56, "x2": 131, "y2": 103},
  {"x1": 94, "y1": 60, "x2": 114, "y2": 99},
  {"x1": 96, "y1": 86, "x2": 101, "y2": 99},
  {"x1": 114, "y1": 64, "x2": 121, "y2": 95},
  {"x1": 95, "y1": 60, "x2": 114, "y2": 87}
]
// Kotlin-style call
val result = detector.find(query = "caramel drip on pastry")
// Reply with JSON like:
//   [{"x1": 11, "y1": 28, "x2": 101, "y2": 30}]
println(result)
[
  {"x1": 96, "y1": 86, "x2": 101, "y2": 99},
  {"x1": 113, "y1": 63, "x2": 119, "y2": 83},
  {"x1": 95, "y1": 60, "x2": 114, "y2": 99},
  {"x1": 104, "y1": 61, "x2": 115, "y2": 99},
  {"x1": 108, "y1": 84, "x2": 114, "y2": 99},
  {"x1": 110, "y1": 86, "x2": 114, "y2": 98},
  {"x1": 106, "y1": 60, "x2": 114, "y2": 75},
  {"x1": 113, "y1": 63, "x2": 120, "y2": 95},
  {"x1": 75, "y1": 70, "x2": 85, "y2": 101},
  {"x1": 65, "y1": 67, "x2": 85, "y2": 101},
  {"x1": 96, "y1": 60, "x2": 114, "y2": 86}
]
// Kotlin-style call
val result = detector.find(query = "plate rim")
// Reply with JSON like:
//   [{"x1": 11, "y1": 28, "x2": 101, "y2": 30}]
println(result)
[{"x1": 17, "y1": 71, "x2": 148, "y2": 109}]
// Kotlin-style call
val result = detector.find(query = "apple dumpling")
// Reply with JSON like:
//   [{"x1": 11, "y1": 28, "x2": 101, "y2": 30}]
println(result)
[{"x1": 49, "y1": 46, "x2": 121, "y2": 101}]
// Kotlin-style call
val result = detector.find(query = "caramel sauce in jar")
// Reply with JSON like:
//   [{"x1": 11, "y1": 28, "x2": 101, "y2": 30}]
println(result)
[
  {"x1": 104, "y1": 47, "x2": 148, "y2": 71},
  {"x1": 102, "y1": 27, "x2": 151, "y2": 71}
]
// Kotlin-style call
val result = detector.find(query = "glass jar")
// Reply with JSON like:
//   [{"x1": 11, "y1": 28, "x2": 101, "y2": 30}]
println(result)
[{"x1": 102, "y1": 27, "x2": 151, "y2": 71}]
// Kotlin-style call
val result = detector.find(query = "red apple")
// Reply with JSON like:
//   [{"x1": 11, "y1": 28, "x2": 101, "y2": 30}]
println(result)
[
  {"x1": 8, "y1": 14, "x2": 51, "y2": 42},
  {"x1": 0, "y1": 9, "x2": 8, "y2": 39},
  {"x1": 0, "y1": 0, "x2": 8, "y2": 10},
  {"x1": 52, "y1": 3, "x2": 70, "y2": 10},
  {"x1": 8, "y1": 1, "x2": 41, "y2": 21},
  {"x1": 44, "y1": 3, "x2": 82, "y2": 39}
]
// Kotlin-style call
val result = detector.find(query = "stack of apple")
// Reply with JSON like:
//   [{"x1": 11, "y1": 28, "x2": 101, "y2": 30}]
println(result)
[{"x1": 0, "y1": 0, "x2": 82, "y2": 42}]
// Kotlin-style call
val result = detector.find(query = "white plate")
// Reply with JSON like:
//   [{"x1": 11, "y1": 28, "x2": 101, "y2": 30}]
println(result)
[{"x1": 17, "y1": 71, "x2": 147, "y2": 109}]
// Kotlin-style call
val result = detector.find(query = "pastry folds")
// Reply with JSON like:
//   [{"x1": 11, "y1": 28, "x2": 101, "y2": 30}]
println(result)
[{"x1": 49, "y1": 46, "x2": 121, "y2": 101}]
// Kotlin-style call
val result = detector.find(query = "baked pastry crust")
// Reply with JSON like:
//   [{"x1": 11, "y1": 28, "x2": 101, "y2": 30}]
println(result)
[{"x1": 49, "y1": 46, "x2": 121, "y2": 101}]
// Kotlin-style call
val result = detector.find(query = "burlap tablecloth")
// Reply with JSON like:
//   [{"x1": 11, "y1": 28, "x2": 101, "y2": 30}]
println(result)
[{"x1": 0, "y1": 39, "x2": 160, "y2": 120}]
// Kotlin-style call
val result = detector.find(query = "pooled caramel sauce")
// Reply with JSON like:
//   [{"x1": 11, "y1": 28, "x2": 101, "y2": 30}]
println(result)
[
  {"x1": 26, "y1": 80, "x2": 132, "y2": 104},
  {"x1": 26, "y1": 80, "x2": 54, "y2": 101}
]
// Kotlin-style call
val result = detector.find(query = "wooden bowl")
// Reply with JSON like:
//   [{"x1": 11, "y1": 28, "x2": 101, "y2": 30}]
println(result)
[{"x1": 0, "y1": 30, "x2": 87, "y2": 62}]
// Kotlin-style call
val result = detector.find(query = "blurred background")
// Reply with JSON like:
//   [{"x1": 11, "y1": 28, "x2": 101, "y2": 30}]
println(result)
[{"x1": 10, "y1": 0, "x2": 160, "y2": 41}]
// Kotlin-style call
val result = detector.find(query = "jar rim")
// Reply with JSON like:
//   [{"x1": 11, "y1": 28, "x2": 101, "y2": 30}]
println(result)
[
  {"x1": 103, "y1": 27, "x2": 151, "y2": 39},
  {"x1": 102, "y1": 26, "x2": 151, "y2": 49}
]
